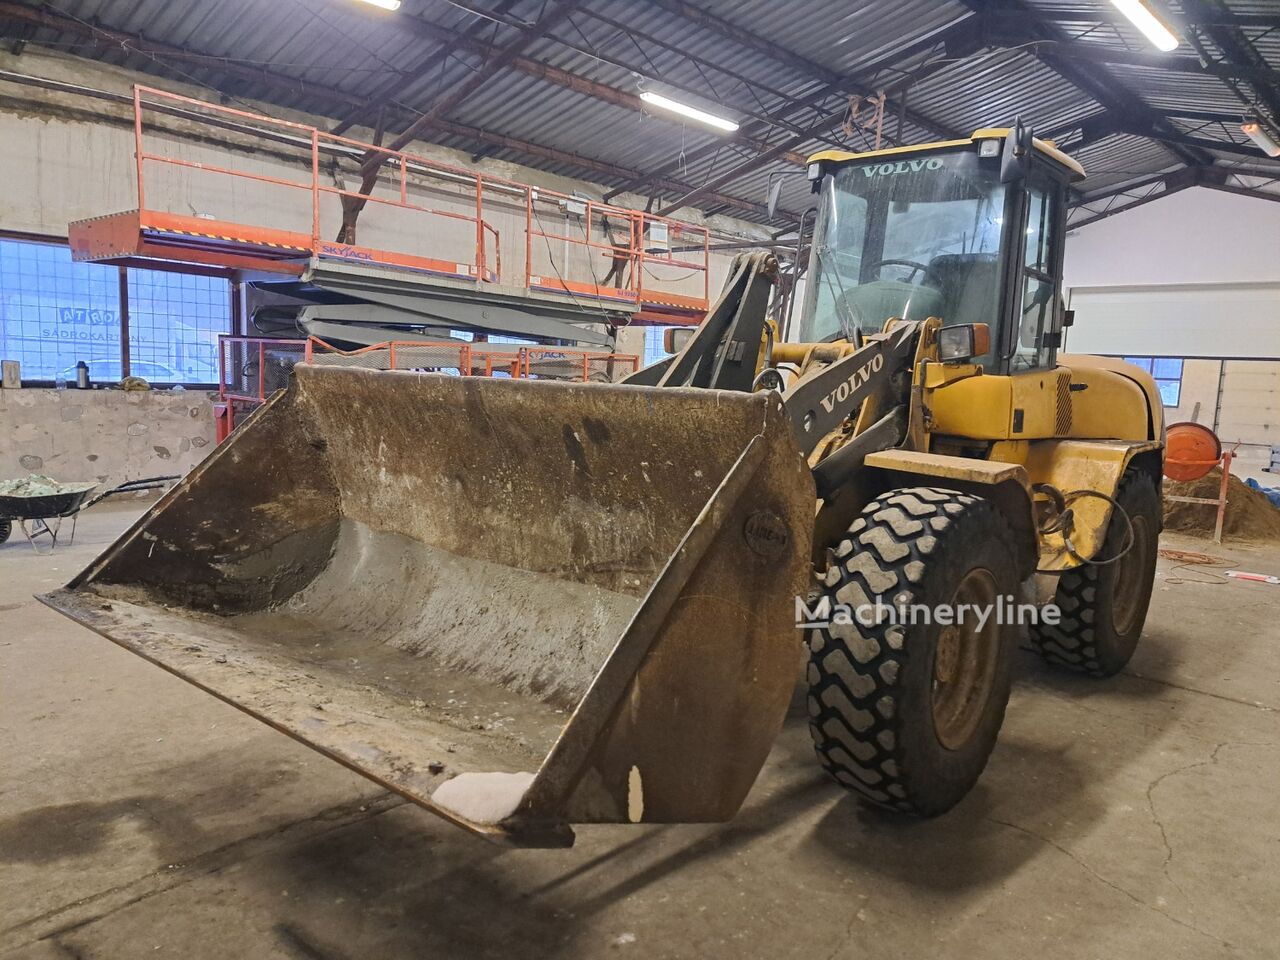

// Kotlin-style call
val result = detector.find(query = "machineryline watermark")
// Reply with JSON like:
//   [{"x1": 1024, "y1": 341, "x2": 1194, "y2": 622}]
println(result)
[{"x1": 796, "y1": 595, "x2": 1061, "y2": 631}]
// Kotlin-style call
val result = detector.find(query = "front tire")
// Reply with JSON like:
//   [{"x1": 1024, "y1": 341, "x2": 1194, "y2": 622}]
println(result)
[
  {"x1": 1028, "y1": 469, "x2": 1160, "y2": 677},
  {"x1": 806, "y1": 488, "x2": 1020, "y2": 816},
  {"x1": 0, "y1": 519, "x2": 10, "y2": 545}
]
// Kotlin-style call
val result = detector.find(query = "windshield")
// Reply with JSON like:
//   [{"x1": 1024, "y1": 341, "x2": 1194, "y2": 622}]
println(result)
[{"x1": 798, "y1": 149, "x2": 1007, "y2": 347}]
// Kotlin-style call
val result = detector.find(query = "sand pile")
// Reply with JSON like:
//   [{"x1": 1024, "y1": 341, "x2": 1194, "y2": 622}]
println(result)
[{"x1": 1164, "y1": 468, "x2": 1280, "y2": 540}]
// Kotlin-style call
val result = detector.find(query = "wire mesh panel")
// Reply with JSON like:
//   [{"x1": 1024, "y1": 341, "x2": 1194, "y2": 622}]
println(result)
[
  {"x1": 306, "y1": 342, "x2": 394, "y2": 371},
  {"x1": 583, "y1": 354, "x2": 640, "y2": 383},
  {"x1": 389, "y1": 343, "x2": 472, "y2": 376},
  {"x1": 219, "y1": 337, "x2": 307, "y2": 401},
  {"x1": 306, "y1": 339, "x2": 471, "y2": 375}
]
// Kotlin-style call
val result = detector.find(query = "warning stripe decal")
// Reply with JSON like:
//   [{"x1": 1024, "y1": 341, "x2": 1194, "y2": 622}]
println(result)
[{"x1": 143, "y1": 225, "x2": 310, "y2": 252}]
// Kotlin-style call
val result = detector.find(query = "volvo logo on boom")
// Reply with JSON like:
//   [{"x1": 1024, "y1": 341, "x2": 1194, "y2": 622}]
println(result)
[{"x1": 819, "y1": 353, "x2": 884, "y2": 414}]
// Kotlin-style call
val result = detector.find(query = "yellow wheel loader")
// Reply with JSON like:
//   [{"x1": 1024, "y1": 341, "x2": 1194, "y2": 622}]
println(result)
[{"x1": 43, "y1": 123, "x2": 1164, "y2": 846}]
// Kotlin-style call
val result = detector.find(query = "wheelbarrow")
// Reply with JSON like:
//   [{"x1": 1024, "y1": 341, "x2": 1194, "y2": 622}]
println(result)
[{"x1": 0, "y1": 475, "x2": 179, "y2": 553}]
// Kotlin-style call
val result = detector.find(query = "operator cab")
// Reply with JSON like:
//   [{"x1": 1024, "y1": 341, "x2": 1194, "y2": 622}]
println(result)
[{"x1": 797, "y1": 126, "x2": 1085, "y2": 375}]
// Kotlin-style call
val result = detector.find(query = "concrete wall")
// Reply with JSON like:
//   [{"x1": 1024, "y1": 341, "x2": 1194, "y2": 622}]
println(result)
[{"x1": 0, "y1": 387, "x2": 215, "y2": 490}]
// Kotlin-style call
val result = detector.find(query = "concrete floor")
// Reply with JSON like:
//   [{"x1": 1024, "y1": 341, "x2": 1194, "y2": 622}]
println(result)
[{"x1": 2, "y1": 501, "x2": 1278, "y2": 960}]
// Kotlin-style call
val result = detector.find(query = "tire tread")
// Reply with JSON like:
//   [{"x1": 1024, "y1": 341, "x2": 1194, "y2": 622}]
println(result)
[{"x1": 808, "y1": 487, "x2": 1011, "y2": 815}]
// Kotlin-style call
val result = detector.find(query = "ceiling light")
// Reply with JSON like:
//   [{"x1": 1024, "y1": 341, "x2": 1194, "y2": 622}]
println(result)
[
  {"x1": 1242, "y1": 120, "x2": 1280, "y2": 158},
  {"x1": 1110, "y1": 0, "x2": 1179, "y2": 52},
  {"x1": 355, "y1": 0, "x2": 401, "y2": 10},
  {"x1": 639, "y1": 91, "x2": 739, "y2": 133}
]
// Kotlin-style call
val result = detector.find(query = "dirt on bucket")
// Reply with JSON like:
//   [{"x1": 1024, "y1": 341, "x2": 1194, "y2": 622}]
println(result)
[{"x1": 1163, "y1": 468, "x2": 1280, "y2": 541}]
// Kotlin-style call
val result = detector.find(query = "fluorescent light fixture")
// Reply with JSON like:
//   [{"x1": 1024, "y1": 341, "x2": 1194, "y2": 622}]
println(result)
[
  {"x1": 355, "y1": 0, "x2": 401, "y2": 10},
  {"x1": 1110, "y1": 0, "x2": 1179, "y2": 51},
  {"x1": 1242, "y1": 121, "x2": 1280, "y2": 158},
  {"x1": 639, "y1": 90, "x2": 739, "y2": 132}
]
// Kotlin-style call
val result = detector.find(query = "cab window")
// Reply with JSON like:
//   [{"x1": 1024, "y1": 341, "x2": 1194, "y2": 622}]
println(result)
[{"x1": 1009, "y1": 180, "x2": 1062, "y2": 372}]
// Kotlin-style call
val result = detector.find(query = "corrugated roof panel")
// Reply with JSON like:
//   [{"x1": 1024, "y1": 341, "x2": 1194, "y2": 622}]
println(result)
[
  {"x1": 673, "y1": 0, "x2": 973, "y2": 78},
  {"x1": 4, "y1": 0, "x2": 1278, "y2": 224},
  {"x1": 1108, "y1": 63, "x2": 1251, "y2": 114},
  {"x1": 1072, "y1": 133, "x2": 1177, "y2": 190},
  {"x1": 908, "y1": 48, "x2": 1103, "y2": 135}
]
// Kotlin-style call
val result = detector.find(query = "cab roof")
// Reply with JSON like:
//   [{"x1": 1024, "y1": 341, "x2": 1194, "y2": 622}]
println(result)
[{"x1": 807, "y1": 127, "x2": 1086, "y2": 182}]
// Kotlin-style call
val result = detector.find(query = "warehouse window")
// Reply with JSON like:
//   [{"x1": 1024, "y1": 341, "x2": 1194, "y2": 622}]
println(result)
[
  {"x1": 127, "y1": 268, "x2": 227, "y2": 384},
  {"x1": 643, "y1": 327, "x2": 666, "y2": 367},
  {"x1": 0, "y1": 236, "x2": 232, "y2": 385},
  {"x1": 0, "y1": 238, "x2": 120, "y2": 380},
  {"x1": 1123, "y1": 357, "x2": 1183, "y2": 406}
]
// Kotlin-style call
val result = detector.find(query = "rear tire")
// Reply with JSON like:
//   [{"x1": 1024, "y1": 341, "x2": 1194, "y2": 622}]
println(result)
[
  {"x1": 0, "y1": 519, "x2": 10, "y2": 545},
  {"x1": 806, "y1": 487, "x2": 1019, "y2": 816},
  {"x1": 1028, "y1": 469, "x2": 1160, "y2": 677}
]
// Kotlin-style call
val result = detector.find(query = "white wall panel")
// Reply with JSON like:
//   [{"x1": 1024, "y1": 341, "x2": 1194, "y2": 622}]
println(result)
[
  {"x1": 1064, "y1": 282, "x2": 1280, "y2": 359},
  {"x1": 1064, "y1": 186, "x2": 1280, "y2": 288}
]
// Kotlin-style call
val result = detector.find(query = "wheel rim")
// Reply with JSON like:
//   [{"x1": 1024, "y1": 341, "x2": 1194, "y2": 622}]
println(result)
[
  {"x1": 1110, "y1": 513, "x2": 1151, "y2": 635},
  {"x1": 932, "y1": 568, "x2": 1000, "y2": 751}
]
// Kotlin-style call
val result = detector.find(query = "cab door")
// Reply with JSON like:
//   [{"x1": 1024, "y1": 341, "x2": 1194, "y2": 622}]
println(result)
[{"x1": 1005, "y1": 168, "x2": 1068, "y2": 373}]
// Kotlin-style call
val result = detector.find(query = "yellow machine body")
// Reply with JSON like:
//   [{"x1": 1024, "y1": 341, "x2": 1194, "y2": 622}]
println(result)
[
  {"x1": 782, "y1": 319, "x2": 1164, "y2": 575},
  {"x1": 793, "y1": 130, "x2": 1165, "y2": 576},
  {"x1": 41, "y1": 129, "x2": 1165, "y2": 847}
]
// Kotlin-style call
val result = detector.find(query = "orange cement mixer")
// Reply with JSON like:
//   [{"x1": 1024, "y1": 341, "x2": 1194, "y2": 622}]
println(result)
[{"x1": 1164, "y1": 422, "x2": 1223, "y2": 482}]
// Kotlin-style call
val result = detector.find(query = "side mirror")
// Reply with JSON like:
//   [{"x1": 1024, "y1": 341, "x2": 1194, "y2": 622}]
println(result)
[
  {"x1": 766, "y1": 173, "x2": 785, "y2": 220},
  {"x1": 938, "y1": 323, "x2": 991, "y2": 363},
  {"x1": 1001, "y1": 116, "x2": 1034, "y2": 184},
  {"x1": 1062, "y1": 308, "x2": 1075, "y2": 328},
  {"x1": 663, "y1": 326, "x2": 695, "y2": 354}
]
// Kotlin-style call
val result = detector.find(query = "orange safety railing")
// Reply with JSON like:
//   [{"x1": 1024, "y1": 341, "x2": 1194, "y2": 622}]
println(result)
[
  {"x1": 131, "y1": 86, "x2": 498, "y2": 282},
  {"x1": 304, "y1": 337, "x2": 639, "y2": 382},
  {"x1": 303, "y1": 337, "x2": 475, "y2": 374},
  {"x1": 219, "y1": 336, "x2": 309, "y2": 404},
  {"x1": 635, "y1": 217, "x2": 714, "y2": 315},
  {"x1": 107, "y1": 85, "x2": 709, "y2": 315},
  {"x1": 216, "y1": 335, "x2": 641, "y2": 441},
  {"x1": 216, "y1": 336, "x2": 309, "y2": 441},
  {"x1": 525, "y1": 188, "x2": 710, "y2": 313},
  {"x1": 512, "y1": 347, "x2": 640, "y2": 382}
]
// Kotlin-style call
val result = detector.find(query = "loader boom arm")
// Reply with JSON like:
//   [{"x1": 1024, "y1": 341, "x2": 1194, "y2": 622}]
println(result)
[
  {"x1": 778, "y1": 322, "x2": 918, "y2": 457},
  {"x1": 631, "y1": 251, "x2": 922, "y2": 460},
  {"x1": 634, "y1": 252, "x2": 778, "y2": 391}
]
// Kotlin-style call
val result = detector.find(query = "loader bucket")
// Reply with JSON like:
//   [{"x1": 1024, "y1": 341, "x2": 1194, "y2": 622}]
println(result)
[{"x1": 41, "y1": 366, "x2": 815, "y2": 846}]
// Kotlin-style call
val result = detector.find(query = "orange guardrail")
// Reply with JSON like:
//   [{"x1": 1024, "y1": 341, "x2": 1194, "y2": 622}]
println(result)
[
  {"x1": 302, "y1": 337, "x2": 639, "y2": 382},
  {"x1": 74, "y1": 85, "x2": 710, "y2": 319},
  {"x1": 511, "y1": 346, "x2": 640, "y2": 382},
  {"x1": 302, "y1": 338, "x2": 475, "y2": 375},
  {"x1": 218, "y1": 336, "x2": 309, "y2": 404},
  {"x1": 216, "y1": 335, "x2": 642, "y2": 441}
]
